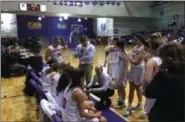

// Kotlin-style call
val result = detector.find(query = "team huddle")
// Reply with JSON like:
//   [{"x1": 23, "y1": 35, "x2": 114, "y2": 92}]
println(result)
[
  {"x1": 103, "y1": 34, "x2": 163, "y2": 118},
  {"x1": 36, "y1": 33, "x2": 184, "y2": 121}
]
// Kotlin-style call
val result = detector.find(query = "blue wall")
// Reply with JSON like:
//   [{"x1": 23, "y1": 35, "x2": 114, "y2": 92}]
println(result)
[{"x1": 17, "y1": 15, "x2": 94, "y2": 48}]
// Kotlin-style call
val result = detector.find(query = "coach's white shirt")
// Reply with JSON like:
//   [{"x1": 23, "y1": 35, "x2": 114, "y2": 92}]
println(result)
[{"x1": 88, "y1": 71, "x2": 114, "y2": 92}]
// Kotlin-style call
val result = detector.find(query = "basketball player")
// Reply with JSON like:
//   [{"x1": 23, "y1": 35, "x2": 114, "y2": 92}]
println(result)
[
  {"x1": 105, "y1": 38, "x2": 126, "y2": 108},
  {"x1": 42, "y1": 63, "x2": 61, "y2": 98},
  {"x1": 115, "y1": 40, "x2": 129, "y2": 109},
  {"x1": 104, "y1": 37, "x2": 119, "y2": 84},
  {"x1": 56, "y1": 66, "x2": 106, "y2": 122},
  {"x1": 45, "y1": 37, "x2": 67, "y2": 65},
  {"x1": 139, "y1": 33, "x2": 164, "y2": 119},
  {"x1": 41, "y1": 63, "x2": 72, "y2": 118},
  {"x1": 123, "y1": 34, "x2": 146, "y2": 117},
  {"x1": 104, "y1": 37, "x2": 114, "y2": 67}
]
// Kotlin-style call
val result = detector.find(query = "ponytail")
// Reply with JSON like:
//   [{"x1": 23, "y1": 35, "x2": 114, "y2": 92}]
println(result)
[
  {"x1": 117, "y1": 39, "x2": 126, "y2": 54},
  {"x1": 56, "y1": 66, "x2": 74, "y2": 93}
]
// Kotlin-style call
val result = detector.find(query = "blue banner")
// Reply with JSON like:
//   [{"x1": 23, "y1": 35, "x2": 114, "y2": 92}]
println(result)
[
  {"x1": 53, "y1": 1, "x2": 59, "y2": 5},
  {"x1": 99, "y1": 1, "x2": 105, "y2": 6},
  {"x1": 16, "y1": 15, "x2": 93, "y2": 48},
  {"x1": 91, "y1": 1, "x2": 98, "y2": 6},
  {"x1": 111, "y1": 1, "x2": 116, "y2": 5},
  {"x1": 114, "y1": 29, "x2": 119, "y2": 34},
  {"x1": 64, "y1": 1, "x2": 68, "y2": 6},
  {"x1": 116, "y1": 1, "x2": 121, "y2": 6},
  {"x1": 84, "y1": 1, "x2": 90, "y2": 5},
  {"x1": 59, "y1": 1, "x2": 63, "y2": 5},
  {"x1": 66, "y1": 1, "x2": 73, "y2": 6},
  {"x1": 106, "y1": 1, "x2": 110, "y2": 5},
  {"x1": 74, "y1": 1, "x2": 83, "y2": 7},
  {"x1": 54, "y1": 1, "x2": 122, "y2": 7}
]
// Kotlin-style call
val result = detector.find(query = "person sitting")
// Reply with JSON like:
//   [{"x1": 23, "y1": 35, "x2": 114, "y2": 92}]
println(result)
[
  {"x1": 2, "y1": 45, "x2": 25, "y2": 77},
  {"x1": 86, "y1": 64, "x2": 115, "y2": 110},
  {"x1": 42, "y1": 62, "x2": 61, "y2": 98},
  {"x1": 56, "y1": 66, "x2": 106, "y2": 122}
]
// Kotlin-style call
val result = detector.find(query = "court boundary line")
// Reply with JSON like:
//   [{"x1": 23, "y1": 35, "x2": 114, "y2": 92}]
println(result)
[{"x1": 90, "y1": 93, "x2": 129, "y2": 122}]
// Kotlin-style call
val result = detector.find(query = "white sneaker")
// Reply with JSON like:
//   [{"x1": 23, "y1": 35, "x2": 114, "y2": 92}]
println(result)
[{"x1": 123, "y1": 109, "x2": 132, "y2": 117}]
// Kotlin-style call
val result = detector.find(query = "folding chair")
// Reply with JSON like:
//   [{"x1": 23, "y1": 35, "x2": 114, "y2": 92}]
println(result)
[
  {"x1": 29, "y1": 79, "x2": 47, "y2": 100},
  {"x1": 40, "y1": 99, "x2": 62, "y2": 122}
]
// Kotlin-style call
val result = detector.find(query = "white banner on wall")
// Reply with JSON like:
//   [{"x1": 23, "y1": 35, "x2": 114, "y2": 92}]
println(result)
[
  {"x1": 97, "y1": 18, "x2": 113, "y2": 36},
  {"x1": 1, "y1": 13, "x2": 18, "y2": 37}
]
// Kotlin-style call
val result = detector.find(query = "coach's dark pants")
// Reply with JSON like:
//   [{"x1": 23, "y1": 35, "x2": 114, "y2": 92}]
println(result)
[
  {"x1": 79, "y1": 63, "x2": 93, "y2": 85},
  {"x1": 47, "y1": 58, "x2": 57, "y2": 66},
  {"x1": 91, "y1": 85, "x2": 114, "y2": 108}
]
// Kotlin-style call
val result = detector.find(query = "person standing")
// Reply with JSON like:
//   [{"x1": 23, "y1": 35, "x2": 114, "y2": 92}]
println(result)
[
  {"x1": 145, "y1": 42, "x2": 185, "y2": 122},
  {"x1": 74, "y1": 36, "x2": 95, "y2": 85},
  {"x1": 45, "y1": 37, "x2": 67, "y2": 65},
  {"x1": 104, "y1": 37, "x2": 119, "y2": 80},
  {"x1": 115, "y1": 40, "x2": 129, "y2": 109},
  {"x1": 123, "y1": 34, "x2": 146, "y2": 117},
  {"x1": 103, "y1": 37, "x2": 114, "y2": 67},
  {"x1": 140, "y1": 33, "x2": 164, "y2": 119}
]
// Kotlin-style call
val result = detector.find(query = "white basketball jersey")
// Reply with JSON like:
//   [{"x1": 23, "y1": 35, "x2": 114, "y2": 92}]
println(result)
[
  {"x1": 117, "y1": 50, "x2": 127, "y2": 70},
  {"x1": 50, "y1": 73, "x2": 61, "y2": 98},
  {"x1": 49, "y1": 45, "x2": 63, "y2": 63},
  {"x1": 107, "y1": 46, "x2": 119, "y2": 64},
  {"x1": 42, "y1": 72, "x2": 60, "y2": 98},
  {"x1": 62, "y1": 87, "x2": 83, "y2": 122},
  {"x1": 145, "y1": 56, "x2": 162, "y2": 114},
  {"x1": 151, "y1": 56, "x2": 162, "y2": 80},
  {"x1": 41, "y1": 66, "x2": 50, "y2": 79},
  {"x1": 131, "y1": 45, "x2": 145, "y2": 66}
]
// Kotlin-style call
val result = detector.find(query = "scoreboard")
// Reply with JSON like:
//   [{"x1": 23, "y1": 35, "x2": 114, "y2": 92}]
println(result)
[
  {"x1": 27, "y1": 4, "x2": 40, "y2": 11},
  {"x1": 20, "y1": 3, "x2": 46, "y2": 12}
]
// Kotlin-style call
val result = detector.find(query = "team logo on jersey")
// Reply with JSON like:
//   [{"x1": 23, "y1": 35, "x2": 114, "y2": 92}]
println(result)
[
  {"x1": 62, "y1": 98, "x2": 66, "y2": 109},
  {"x1": 101, "y1": 23, "x2": 106, "y2": 32}
]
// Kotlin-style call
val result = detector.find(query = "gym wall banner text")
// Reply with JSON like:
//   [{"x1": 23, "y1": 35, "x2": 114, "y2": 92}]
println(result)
[{"x1": 17, "y1": 15, "x2": 94, "y2": 48}]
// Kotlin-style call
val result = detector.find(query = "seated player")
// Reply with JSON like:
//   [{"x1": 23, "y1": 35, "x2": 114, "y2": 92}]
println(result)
[
  {"x1": 40, "y1": 63, "x2": 72, "y2": 119},
  {"x1": 86, "y1": 64, "x2": 115, "y2": 110},
  {"x1": 42, "y1": 63, "x2": 61, "y2": 98},
  {"x1": 56, "y1": 66, "x2": 107, "y2": 122}
]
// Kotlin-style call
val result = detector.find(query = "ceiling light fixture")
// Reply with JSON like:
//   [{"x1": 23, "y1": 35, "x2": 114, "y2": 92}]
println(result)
[
  {"x1": 59, "y1": 17, "x2": 63, "y2": 21},
  {"x1": 63, "y1": 15, "x2": 68, "y2": 20},
  {"x1": 78, "y1": 18, "x2": 81, "y2": 22},
  {"x1": 84, "y1": 17, "x2": 88, "y2": 20},
  {"x1": 38, "y1": 16, "x2": 42, "y2": 21}
]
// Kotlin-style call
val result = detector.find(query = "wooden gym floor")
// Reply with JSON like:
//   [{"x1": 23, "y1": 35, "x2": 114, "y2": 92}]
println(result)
[{"x1": 1, "y1": 45, "x2": 147, "y2": 121}]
